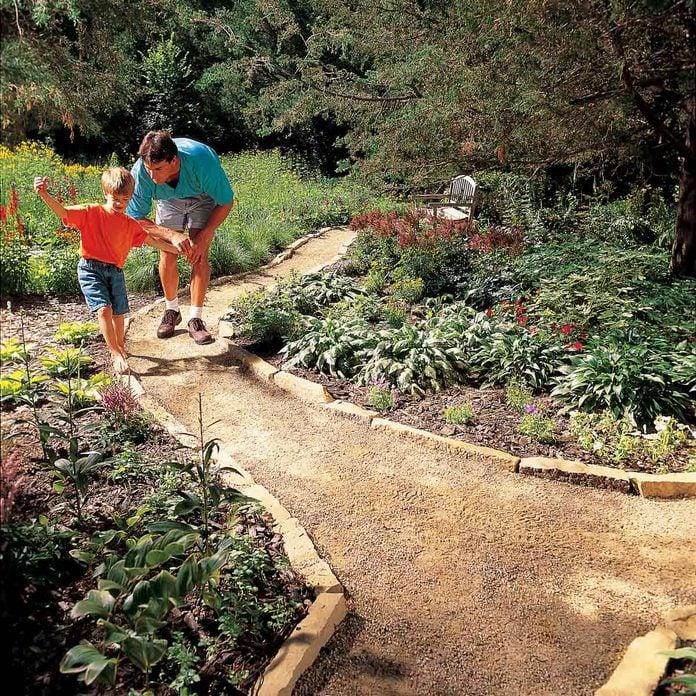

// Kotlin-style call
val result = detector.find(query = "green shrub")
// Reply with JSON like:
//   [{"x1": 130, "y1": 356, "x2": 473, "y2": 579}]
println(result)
[
  {"x1": 283, "y1": 316, "x2": 376, "y2": 379},
  {"x1": 40, "y1": 347, "x2": 95, "y2": 377},
  {"x1": 569, "y1": 411, "x2": 690, "y2": 468},
  {"x1": 552, "y1": 332, "x2": 692, "y2": 427},
  {"x1": 444, "y1": 403, "x2": 474, "y2": 425},
  {"x1": 29, "y1": 247, "x2": 81, "y2": 295},
  {"x1": 222, "y1": 290, "x2": 303, "y2": 344},
  {"x1": 518, "y1": 412, "x2": 557, "y2": 443},
  {"x1": 367, "y1": 386, "x2": 395, "y2": 411},
  {"x1": 381, "y1": 300, "x2": 407, "y2": 328},
  {"x1": 357, "y1": 322, "x2": 466, "y2": 396},
  {"x1": 0, "y1": 235, "x2": 31, "y2": 296},
  {"x1": 365, "y1": 262, "x2": 389, "y2": 294},
  {"x1": 54, "y1": 322, "x2": 99, "y2": 346},
  {"x1": 506, "y1": 381, "x2": 535, "y2": 411},
  {"x1": 469, "y1": 326, "x2": 568, "y2": 389},
  {"x1": 391, "y1": 277, "x2": 424, "y2": 304}
]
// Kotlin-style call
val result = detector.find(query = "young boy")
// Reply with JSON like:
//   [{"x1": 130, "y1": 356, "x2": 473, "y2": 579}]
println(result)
[{"x1": 33, "y1": 167, "x2": 183, "y2": 374}]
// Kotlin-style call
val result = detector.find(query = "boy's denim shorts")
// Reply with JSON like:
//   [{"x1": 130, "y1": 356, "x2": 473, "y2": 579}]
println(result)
[
  {"x1": 155, "y1": 194, "x2": 216, "y2": 231},
  {"x1": 77, "y1": 258, "x2": 129, "y2": 316}
]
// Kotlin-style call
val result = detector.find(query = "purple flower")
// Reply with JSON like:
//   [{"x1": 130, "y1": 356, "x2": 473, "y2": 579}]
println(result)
[{"x1": 524, "y1": 404, "x2": 538, "y2": 414}]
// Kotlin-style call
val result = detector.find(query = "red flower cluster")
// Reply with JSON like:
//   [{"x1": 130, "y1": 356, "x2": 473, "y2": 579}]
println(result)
[
  {"x1": 348, "y1": 210, "x2": 470, "y2": 250},
  {"x1": 1, "y1": 185, "x2": 28, "y2": 245},
  {"x1": 469, "y1": 225, "x2": 524, "y2": 257}
]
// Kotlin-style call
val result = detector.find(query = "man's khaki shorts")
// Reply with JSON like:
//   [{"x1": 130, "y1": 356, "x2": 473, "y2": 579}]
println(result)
[{"x1": 155, "y1": 194, "x2": 216, "y2": 231}]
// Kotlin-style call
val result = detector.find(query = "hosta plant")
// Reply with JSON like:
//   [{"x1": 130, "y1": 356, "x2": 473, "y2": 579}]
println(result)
[
  {"x1": 357, "y1": 322, "x2": 466, "y2": 396},
  {"x1": 0, "y1": 337, "x2": 33, "y2": 365},
  {"x1": 40, "y1": 347, "x2": 95, "y2": 377},
  {"x1": 222, "y1": 290, "x2": 303, "y2": 344},
  {"x1": 469, "y1": 326, "x2": 568, "y2": 389},
  {"x1": 54, "y1": 322, "x2": 99, "y2": 346},
  {"x1": 282, "y1": 316, "x2": 376, "y2": 379},
  {"x1": 552, "y1": 333, "x2": 691, "y2": 427}
]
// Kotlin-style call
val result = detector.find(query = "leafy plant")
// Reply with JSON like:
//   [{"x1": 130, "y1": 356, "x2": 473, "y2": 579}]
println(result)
[
  {"x1": 98, "y1": 382, "x2": 151, "y2": 447},
  {"x1": 358, "y1": 322, "x2": 466, "y2": 396},
  {"x1": 283, "y1": 316, "x2": 376, "y2": 379},
  {"x1": 367, "y1": 385, "x2": 395, "y2": 411},
  {"x1": 51, "y1": 446, "x2": 107, "y2": 525},
  {"x1": 390, "y1": 276, "x2": 424, "y2": 304},
  {"x1": 0, "y1": 337, "x2": 33, "y2": 365},
  {"x1": 518, "y1": 412, "x2": 556, "y2": 443},
  {"x1": 506, "y1": 380, "x2": 535, "y2": 411},
  {"x1": 222, "y1": 289, "x2": 303, "y2": 344},
  {"x1": 51, "y1": 372, "x2": 111, "y2": 410},
  {"x1": 40, "y1": 347, "x2": 94, "y2": 377},
  {"x1": 659, "y1": 646, "x2": 696, "y2": 694},
  {"x1": 569, "y1": 411, "x2": 691, "y2": 468},
  {"x1": 54, "y1": 321, "x2": 99, "y2": 346},
  {"x1": 444, "y1": 403, "x2": 474, "y2": 425},
  {"x1": 552, "y1": 332, "x2": 691, "y2": 427}
]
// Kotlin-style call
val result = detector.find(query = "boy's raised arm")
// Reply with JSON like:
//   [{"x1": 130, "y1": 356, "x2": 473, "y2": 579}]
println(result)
[{"x1": 33, "y1": 176, "x2": 67, "y2": 219}]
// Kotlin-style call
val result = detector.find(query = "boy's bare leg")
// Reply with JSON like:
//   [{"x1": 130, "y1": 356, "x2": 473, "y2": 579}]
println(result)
[
  {"x1": 97, "y1": 306, "x2": 128, "y2": 374},
  {"x1": 113, "y1": 313, "x2": 127, "y2": 357}
]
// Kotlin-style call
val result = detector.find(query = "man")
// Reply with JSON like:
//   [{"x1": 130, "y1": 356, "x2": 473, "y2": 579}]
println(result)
[{"x1": 126, "y1": 131, "x2": 234, "y2": 344}]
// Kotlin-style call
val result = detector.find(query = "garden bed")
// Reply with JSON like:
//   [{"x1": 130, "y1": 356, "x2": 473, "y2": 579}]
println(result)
[
  {"x1": 263, "y1": 354, "x2": 694, "y2": 475},
  {"x1": 0, "y1": 295, "x2": 313, "y2": 695}
]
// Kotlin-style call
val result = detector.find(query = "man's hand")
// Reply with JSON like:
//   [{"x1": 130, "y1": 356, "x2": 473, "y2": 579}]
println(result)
[{"x1": 170, "y1": 231, "x2": 194, "y2": 258}]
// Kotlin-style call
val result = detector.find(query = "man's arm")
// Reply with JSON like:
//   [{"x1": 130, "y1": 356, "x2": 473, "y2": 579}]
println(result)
[
  {"x1": 188, "y1": 201, "x2": 234, "y2": 264},
  {"x1": 136, "y1": 218, "x2": 192, "y2": 255}
]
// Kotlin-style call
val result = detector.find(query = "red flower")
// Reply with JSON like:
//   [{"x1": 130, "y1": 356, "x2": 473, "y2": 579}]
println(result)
[
  {"x1": 529, "y1": 326, "x2": 538, "y2": 334},
  {"x1": 486, "y1": 308, "x2": 493, "y2": 317},
  {"x1": 9, "y1": 185, "x2": 19, "y2": 216},
  {"x1": 577, "y1": 332, "x2": 587, "y2": 339},
  {"x1": 0, "y1": 205, "x2": 6, "y2": 222},
  {"x1": 517, "y1": 315, "x2": 529, "y2": 326},
  {"x1": 567, "y1": 341, "x2": 583, "y2": 351},
  {"x1": 561, "y1": 324, "x2": 573, "y2": 335},
  {"x1": 68, "y1": 183, "x2": 78, "y2": 203}
]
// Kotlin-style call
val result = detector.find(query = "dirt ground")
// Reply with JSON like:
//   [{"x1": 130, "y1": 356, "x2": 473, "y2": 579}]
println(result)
[{"x1": 122, "y1": 228, "x2": 696, "y2": 696}]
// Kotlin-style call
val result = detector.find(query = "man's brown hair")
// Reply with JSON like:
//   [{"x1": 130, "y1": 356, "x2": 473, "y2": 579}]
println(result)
[
  {"x1": 138, "y1": 130, "x2": 179, "y2": 164},
  {"x1": 101, "y1": 167, "x2": 135, "y2": 197}
]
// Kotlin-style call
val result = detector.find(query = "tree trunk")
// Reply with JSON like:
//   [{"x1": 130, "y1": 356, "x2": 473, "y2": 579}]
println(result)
[{"x1": 670, "y1": 95, "x2": 696, "y2": 278}]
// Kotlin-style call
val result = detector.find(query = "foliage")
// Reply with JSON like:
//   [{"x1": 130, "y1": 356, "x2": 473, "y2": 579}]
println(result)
[
  {"x1": 518, "y1": 412, "x2": 557, "y2": 444},
  {"x1": 0, "y1": 187, "x2": 31, "y2": 296},
  {"x1": 357, "y1": 322, "x2": 466, "y2": 396},
  {"x1": 506, "y1": 381, "x2": 535, "y2": 411},
  {"x1": 54, "y1": 321, "x2": 100, "y2": 346},
  {"x1": 659, "y1": 646, "x2": 696, "y2": 695},
  {"x1": 283, "y1": 317, "x2": 376, "y2": 379},
  {"x1": 51, "y1": 373, "x2": 111, "y2": 410},
  {"x1": 222, "y1": 289, "x2": 303, "y2": 345},
  {"x1": 366, "y1": 385, "x2": 395, "y2": 412},
  {"x1": 40, "y1": 347, "x2": 95, "y2": 377},
  {"x1": 98, "y1": 382, "x2": 152, "y2": 447},
  {"x1": 390, "y1": 277, "x2": 424, "y2": 305},
  {"x1": 0, "y1": 337, "x2": 33, "y2": 365},
  {"x1": 444, "y1": 403, "x2": 474, "y2": 425},
  {"x1": 570, "y1": 412, "x2": 692, "y2": 470},
  {"x1": 552, "y1": 332, "x2": 692, "y2": 427}
]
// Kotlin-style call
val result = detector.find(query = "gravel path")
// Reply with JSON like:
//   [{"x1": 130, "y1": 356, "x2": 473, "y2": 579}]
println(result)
[{"x1": 122, "y1": 228, "x2": 696, "y2": 696}]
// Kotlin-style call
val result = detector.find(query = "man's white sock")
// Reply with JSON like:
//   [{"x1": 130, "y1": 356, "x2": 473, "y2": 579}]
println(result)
[
  {"x1": 165, "y1": 297, "x2": 179, "y2": 312},
  {"x1": 189, "y1": 306, "x2": 203, "y2": 320}
]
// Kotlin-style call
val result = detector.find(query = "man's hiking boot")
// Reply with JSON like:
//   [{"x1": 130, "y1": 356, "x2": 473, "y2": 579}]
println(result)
[
  {"x1": 157, "y1": 309, "x2": 182, "y2": 338},
  {"x1": 187, "y1": 318, "x2": 213, "y2": 345}
]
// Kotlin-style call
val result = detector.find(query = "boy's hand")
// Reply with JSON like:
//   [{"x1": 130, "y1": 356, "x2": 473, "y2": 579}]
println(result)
[{"x1": 33, "y1": 176, "x2": 49, "y2": 196}]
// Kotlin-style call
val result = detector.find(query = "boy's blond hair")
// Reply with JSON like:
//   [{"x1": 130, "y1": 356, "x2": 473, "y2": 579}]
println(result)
[{"x1": 101, "y1": 167, "x2": 135, "y2": 197}]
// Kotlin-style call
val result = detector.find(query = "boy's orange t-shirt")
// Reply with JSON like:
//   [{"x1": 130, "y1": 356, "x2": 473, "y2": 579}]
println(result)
[{"x1": 62, "y1": 204, "x2": 147, "y2": 269}]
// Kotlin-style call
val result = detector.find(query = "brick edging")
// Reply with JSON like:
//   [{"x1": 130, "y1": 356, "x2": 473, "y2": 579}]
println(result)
[
  {"x1": 595, "y1": 605, "x2": 696, "y2": 696},
  {"x1": 114, "y1": 373, "x2": 347, "y2": 695},
  {"x1": 216, "y1": 351, "x2": 696, "y2": 499}
]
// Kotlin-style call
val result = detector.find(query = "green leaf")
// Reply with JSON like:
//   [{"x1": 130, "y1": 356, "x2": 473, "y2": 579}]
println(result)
[
  {"x1": 71, "y1": 590, "x2": 116, "y2": 619},
  {"x1": 60, "y1": 642, "x2": 117, "y2": 686},
  {"x1": 121, "y1": 636, "x2": 168, "y2": 673}
]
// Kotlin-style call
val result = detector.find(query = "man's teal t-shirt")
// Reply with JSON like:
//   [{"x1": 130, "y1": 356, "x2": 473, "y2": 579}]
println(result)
[{"x1": 126, "y1": 138, "x2": 234, "y2": 219}]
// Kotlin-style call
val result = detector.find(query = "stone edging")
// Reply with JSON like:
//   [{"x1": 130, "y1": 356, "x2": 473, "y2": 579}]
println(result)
[
  {"x1": 595, "y1": 605, "x2": 696, "y2": 696},
  {"x1": 215, "y1": 346, "x2": 696, "y2": 499},
  {"x1": 114, "y1": 375, "x2": 347, "y2": 696}
]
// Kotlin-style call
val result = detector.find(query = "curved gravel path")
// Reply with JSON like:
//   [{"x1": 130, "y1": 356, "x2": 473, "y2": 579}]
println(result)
[{"x1": 126, "y1": 228, "x2": 696, "y2": 696}]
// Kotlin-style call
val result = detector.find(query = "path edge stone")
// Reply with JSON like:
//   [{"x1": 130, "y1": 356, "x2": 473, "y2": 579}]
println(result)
[
  {"x1": 121, "y1": 372, "x2": 347, "y2": 696},
  {"x1": 595, "y1": 619, "x2": 686, "y2": 696}
]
